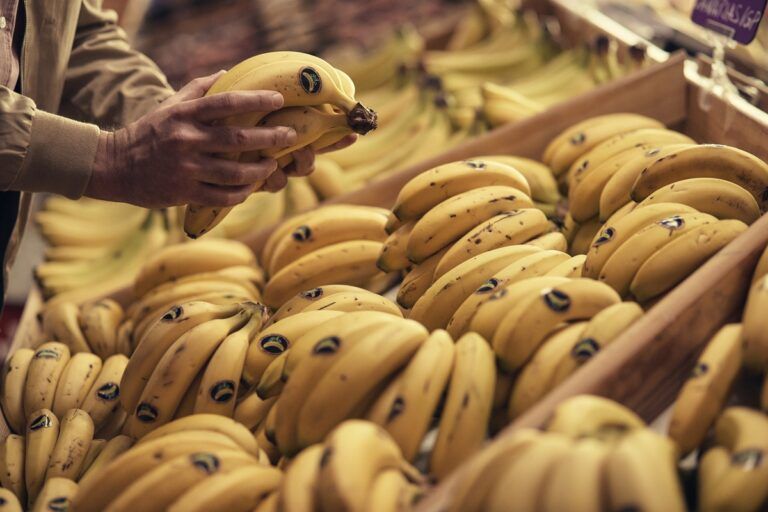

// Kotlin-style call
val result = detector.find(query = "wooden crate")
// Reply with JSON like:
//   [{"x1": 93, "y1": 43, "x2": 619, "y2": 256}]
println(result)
[{"x1": 414, "y1": 73, "x2": 768, "y2": 511}]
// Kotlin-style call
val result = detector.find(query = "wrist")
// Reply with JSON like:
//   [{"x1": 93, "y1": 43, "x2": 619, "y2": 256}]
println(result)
[{"x1": 86, "y1": 130, "x2": 118, "y2": 200}]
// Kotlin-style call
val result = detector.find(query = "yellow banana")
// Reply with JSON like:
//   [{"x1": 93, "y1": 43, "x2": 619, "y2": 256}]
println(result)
[
  {"x1": 45, "y1": 408, "x2": 94, "y2": 481},
  {"x1": 24, "y1": 343, "x2": 71, "y2": 420},
  {"x1": 547, "y1": 394, "x2": 645, "y2": 440},
  {"x1": 25, "y1": 410, "x2": 60, "y2": 506},
  {"x1": 80, "y1": 354, "x2": 128, "y2": 431},
  {"x1": 396, "y1": 247, "x2": 447, "y2": 310},
  {"x1": 0, "y1": 434, "x2": 26, "y2": 504},
  {"x1": 52, "y1": 352, "x2": 102, "y2": 419},
  {"x1": 79, "y1": 299, "x2": 124, "y2": 358},
  {"x1": 41, "y1": 303, "x2": 90, "y2": 354},
  {"x1": 30, "y1": 477, "x2": 78, "y2": 512},
  {"x1": 377, "y1": 222, "x2": 414, "y2": 272},
  {"x1": 1, "y1": 348, "x2": 35, "y2": 434}
]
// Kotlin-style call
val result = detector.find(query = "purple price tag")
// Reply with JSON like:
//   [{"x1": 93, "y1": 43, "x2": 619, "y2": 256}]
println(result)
[{"x1": 691, "y1": 0, "x2": 767, "y2": 44}]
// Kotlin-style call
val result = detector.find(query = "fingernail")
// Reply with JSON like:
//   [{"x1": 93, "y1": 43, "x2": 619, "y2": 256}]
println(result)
[
  {"x1": 270, "y1": 92, "x2": 284, "y2": 109},
  {"x1": 284, "y1": 128, "x2": 297, "y2": 145},
  {"x1": 264, "y1": 158, "x2": 278, "y2": 172}
]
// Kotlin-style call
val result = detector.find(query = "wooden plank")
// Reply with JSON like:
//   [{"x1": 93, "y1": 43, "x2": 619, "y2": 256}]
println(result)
[
  {"x1": 240, "y1": 53, "x2": 687, "y2": 255},
  {"x1": 416, "y1": 211, "x2": 768, "y2": 512}
]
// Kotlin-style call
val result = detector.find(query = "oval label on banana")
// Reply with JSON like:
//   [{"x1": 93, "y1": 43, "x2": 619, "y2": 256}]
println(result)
[
  {"x1": 260, "y1": 334, "x2": 289, "y2": 354},
  {"x1": 313, "y1": 336, "x2": 341, "y2": 354},
  {"x1": 162, "y1": 305, "x2": 184, "y2": 322},
  {"x1": 29, "y1": 414, "x2": 53, "y2": 431},
  {"x1": 209, "y1": 380, "x2": 236, "y2": 403},
  {"x1": 386, "y1": 397, "x2": 406, "y2": 423},
  {"x1": 299, "y1": 67, "x2": 322, "y2": 94},
  {"x1": 542, "y1": 288, "x2": 571, "y2": 312},
  {"x1": 190, "y1": 453, "x2": 221, "y2": 474},
  {"x1": 96, "y1": 382, "x2": 120, "y2": 401},
  {"x1": 302, "y1": 288, "x2": 325, "y2": 299},
  {"x1": 691, "y1": 362, "x2": 709, "y2": 378},
  {"x1": 571, "y1": 338, "x2": 600, "y2": 362},
  {"x1": 731, "y1": 449, "x2": 764, "y2": 470},
  {"x1": 570, "y1": 132, "x2": 586, "y2": 145},
  {"x1": 464, "y1": 160, "x2": 487, "y2": 170},
  {"x1": 658, "y1": 216, "x2": 685, "y2": 231},
  {"x1": 136, "y1": 403, "x2": 159, "y2": 423},
  {"x1": 35, "y1": 348, "x2": 60, "y2": 360},
  {"x1": 476, "y1": 278, "x2": 500, "y2": 294},
  {"x1": 292, "y1": 226, "x2": 313, "y2": 242},
  {"x1": 47, "y1": 496, "x2": 69, "y2": 512},
  {"x1": 593, "y1": 227, "x2": 615, "y2": 247}
]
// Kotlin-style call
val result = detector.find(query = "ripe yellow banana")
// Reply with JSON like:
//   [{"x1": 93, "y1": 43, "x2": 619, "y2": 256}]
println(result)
[
  {"x1": 266, "y1": 284, "x2": 366, "y2": 325},
  {"x1": 377, "y1": 222, "x2": 414, "y2": 272},
  {"x1": 367, "y1": 330, "x2": 455, "y2": 461},
  {"x1": 30, "y1": 477, "x2": 78, "y2": 512},
  {"x1": 257, "y1": 105, "x2": 352, "y2": 160},
  {"x1": 0, "y1": 434, "x2": 26, "y2": 504},
  {"x1": 255, "y1": 353, "x2": 288, "y2": 399},
  {"x1": 263, "y1": 240, "x2": 383, "y2": 309},
  {"x1": 396, "y1": 247, "x2": 447, "y2": 310},
  {"x1": 78, "y1": 435, "x2": 134, "y2": 482},
  {"x1": 79, "y1": 299, "x2": 124, "y2": 358},
  {"x1": 434, "y1": 208, "x2": 549, "y2": 278},
  {"x1": 668, "y1": 324, "x2": 743, "y2": 455},
  {"x1": 296, "y1": 320, "x2": 428, "y2": 451},
  {"x1": 598, "y1": 143, "x2": 694, "y2": 221},
  {"x1": 542, "y1": 113, "x2": 664, "y2": 176},
  {"x1": 406, "y1": 185, "x2": 533, "y2": 263},
  {"x1": 631, "y1": 144, "x2": 768, "y2": 211},
  {"x1": 597, "y1": 212, "x2": 717, "y2": 296},
  {"x1": 0, "y1": 488, "x2": 22, "y2": 512},
  {"x1": 392, "y1": 159, "x2": 531, "y2": 221},
  {"x1": 25, "y1": 409, "x2": 60, "y2": 506},
  {"x1": 478, "y1": 155, "x2": 561, "y2": 205},
  {"x1": 545, "y1": 254, "x2": 587, "y2": 277},
  {"x1": 45, "y1": 409, "x2": 94, "y2": 481},
  {"x1": 134, "y1": 239, "x2": 256, "y2": 298},
  {"x1": 446, "y1": 249, "x2": 567, "y2": 337},
  {"x1": 194, "y1": 309, "x2": 265, "y2": 417},
  {"x1": 638, "y1": 177, "x2": 761, "y2": 224},
  {"x1": 493, "y1": 278, "x2": 622, "y2": 370},
  {"x1": 547, "y1": 394, "x2": 644, "y2": 440},
  {"x1": 742, "y1": 274, "x2": 768, "y2": 372},
  {"x1": 629, "y1": 219, "x2": 747, "y2": 302},
  {"x1": 1, "y1": 348, "x2": 35, "y2": 434},
  {"x1": 52, "y1": 352, "x2": 102, "y2": 419},
  {"x1": 41, "y1": 303, "x2": 90, "y2": 354},
  {"x1": 24, "y1": 343, "x2": 71, "y2": 420},
  {"x1": 540, "y1": 437, "x2": 610, "y2": 512},
  {"x1": 138, "y1": 414, "x2": 259, "y2": 454},
  {"x1": 409, "y1": 245, "x2": 542, "y2": 331},
  {"x1": 430, "y1": 333, "x2": 496, "y2": 480},
  {"x1": 267, "y1": 206, "x2": 387, "y2": 276},
  {"x1": 125, "y1": 307, "x2": 252, "y2": 437},
  {"x1": 525, "y1": 231, "x2": 568, "y2": 252},
  {"x1": 80, "y1": 354, "x2": 128, "y2": 431},
  {"x1": 233, "y1": 393, "x2": 275, "y2": 431},
  {"x1": 121, "y1": 301, "x2": 242, "y2": 412},
  {"x1": 568, "y1": 216, "x2": 603, "y2": 256},
  {"x1": 300, "y1": 290, "x2": 402, "y2": 317}
]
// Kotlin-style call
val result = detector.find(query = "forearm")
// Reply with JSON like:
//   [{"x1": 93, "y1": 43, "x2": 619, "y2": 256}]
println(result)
[{"x1": 1, "y1": 86, "x2": 100, "y2": 199}]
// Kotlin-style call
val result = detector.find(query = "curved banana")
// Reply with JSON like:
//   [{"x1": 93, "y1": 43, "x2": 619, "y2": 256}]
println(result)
[
  {"x1": 629, "y1": 219, "x2": 747, "y2": 302},
  {"x1": 52, "y1": 352, "x2": 102, "y2": 419},
  {"x1": 406, "y1": 185, "x2": 533, "y2": 263},
  {"x1": 45, "y1": 408, "x2": 94, "y2": 481},
  {"x1": 367, "y1": 330, "x2": 455, "y2": 461},
  {"x1": 430, "y1": 333, "x2": 496, "y2": 480},
  {"x1": 568, "y1": 216, "x2": 603, "y2": 256},
  {"x1": 0, "y1": 434, "x2": 26, "y2": 504},
  {"x1": 545, "y1": 254, "x2": 586, "y2": 277},
  {"x1": 263, "y1": 240, "x2": 383, "y2": 308},
  {"x1": 493, "y1": 278, "x2": 621, "y2": 370},
  {"x1": 434, "y1": 208, "x2": 549, "y2": 278},
  {"x1": 266, "y1": 284, "x2": 365, "y2": 325},
  {"x1": 540, "y1": 438, "x2": 610, "y2": 512},
  {"x1": 41, "y1": 303, "x2": 90, "y2": 354},
  {"x1": 79, "y1": 299, "x2": 124, "y2": 358},
  {"x1": 392, "y1": 159, "x2": 531, "y2": 221},
  {"x1": 138, "y1": 414, "x2": 259, "y2": 454},
  {"x1": 25, "y1": 409, "x2": 60, "y2": 506},
  {"x1": 80, "y1": 354, "x2": 129, "y2": 431},
  {"x1": 1, "y1": 348, "x2": 35, "y2": 434},
  {"x1": 233, "y1": 393, "x2": 276, "y2": 430},
  {"x1": 31, "y1": 477, "x2": 78, "y2": 512},
  {"x1": 525, "y1": 231, "x2": 568, "y2": 252},
  {"x1": 478, "y1": 155, "x2": 560, "y2": 205},
  {"x1": 301, "y1": 290, "x2": 402, "y2": 317},
  {"x1": 547, "y1": 394, "x2": 644, "y2": 440},
  {"x1": 24, "y1": 343, "x2": 71, "y2": 420},
  {"x1": 377, "y1": 222, "x2": 414, "y2": 272},
  {"x1": 396, "y1": 247, "x2": 447, "y2": 310},
  {"x1": 638, "y1": 177, "x2": 761, "y2": 224}
]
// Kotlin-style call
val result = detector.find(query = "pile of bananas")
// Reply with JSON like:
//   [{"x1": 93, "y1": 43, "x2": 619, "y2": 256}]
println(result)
[
  {"x1": 40, "y1": 298, "x2": 127, "y2": 357},
  {"x1": 182, "y1": 51, "x2": 378, "y2": 239},
  {"x1": 260, "y1": 205, "x2": 398, "y2": 309},
  {"x1": 33, "y1": 204, "x2": 170, "y2": 306},
  {"x1": 448, "y1": 395, "x2": 686, "y2": 512},
  {"x1": 1, "y1": 344, "x2": 128, "y2": 436},
  {"x1": 0, "y1": 408, "x2": 134, "y2": 510},
  {"x1": 70, "y1": 414, "x2": 275, "y2": 512}
]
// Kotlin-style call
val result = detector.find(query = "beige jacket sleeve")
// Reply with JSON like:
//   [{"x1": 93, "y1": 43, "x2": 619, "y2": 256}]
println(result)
[{"x1": 0, "y1": 0, "x2": 173, "y2": 200}]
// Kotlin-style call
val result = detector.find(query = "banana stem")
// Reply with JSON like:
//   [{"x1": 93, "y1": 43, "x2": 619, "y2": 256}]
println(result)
[{"x1": 347, "y1": 103, "x2": 378, "y2": 134}]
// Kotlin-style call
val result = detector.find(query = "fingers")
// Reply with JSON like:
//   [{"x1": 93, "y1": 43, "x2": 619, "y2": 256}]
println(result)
[
  {"x1": 191, "y1": 183, "x2": 256, "y2": 207},
  {"x1": 191, "y1": 157, "x2": 278, "y2": 186},
  {"x1": 263, "y1": 170, "x2": 288, "y2": 192},
  {"x1": 180, "y1": 91, "x2": 285, "y2": 122},
  {"x1": 193, "y1": 125, "x2": 297, "y2": 153},
  {"x1": 165, "y1": 71, "x2": 226, "y2": 106},
  {"x1": 318, "y1": 134, "x2": 358, "y2": 153},
  {"x1": 283, "y1": 147, "x2": 315, "y2": 177}
]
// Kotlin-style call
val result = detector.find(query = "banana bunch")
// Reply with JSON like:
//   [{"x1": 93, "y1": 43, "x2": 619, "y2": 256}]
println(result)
[
  {"x1": 261, "y1": 204, "x2": 397, "y2": 309},
  {"x1": 34, "y1": 208, "x2": 169, "y2": 306},
  {"x1": 183, "y1": 51, "x2": 378, "y2": 239},
  {"x1": 122, "y1": 238, "x2": 264, "y2": 349},
  {"x1": 267, "y1": 420, "x2": 428, "y2": 512},
  {"x1": 39, "y1": 299, "x2": 126, "y2": 357},
  {"x1": 70, "y1": 414, "x2": 276, "y2": 512},
  {"x1": 1, "y1": 344, "x2": 128, "y2": 435},
  {"x1": 447, "y1": 395, "x2": 686, "y2": 512},
  {"x1": 0, "y1": 407, "x2": 135, "y2": 509},
  {"x1": 251, "y1": 312, "x2": 496, "y2": 480},
  {"x1": 120, "y1": 301, "x2": 267, "y2": 438}
]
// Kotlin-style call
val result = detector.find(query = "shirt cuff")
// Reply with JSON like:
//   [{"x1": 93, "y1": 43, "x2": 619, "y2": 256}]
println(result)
[{"x1": 11, "y1": 109, "x2": 100, "y2": 199}]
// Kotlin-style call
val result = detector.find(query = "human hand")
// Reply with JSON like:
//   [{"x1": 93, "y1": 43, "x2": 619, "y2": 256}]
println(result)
[{"x1": 85, "y1": 71, "x2": 298, "y2": 208}]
